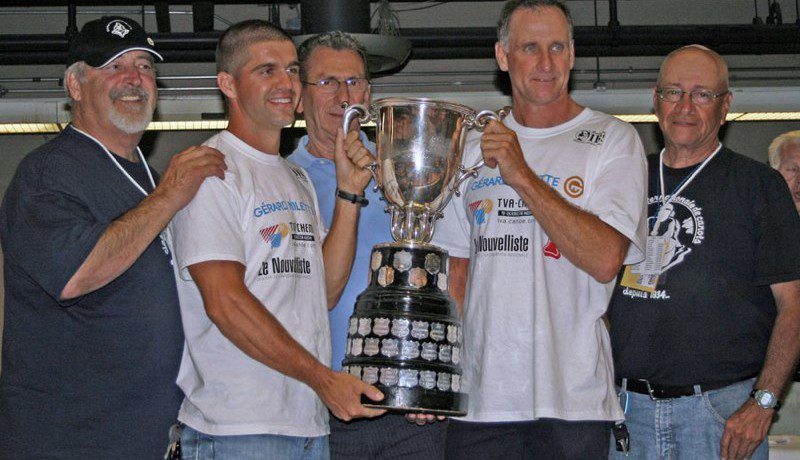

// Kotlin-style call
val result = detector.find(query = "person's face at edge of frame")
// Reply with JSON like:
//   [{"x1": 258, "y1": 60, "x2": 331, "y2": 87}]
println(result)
[
  {"x1": 298, "y1": 47, "x2": 370, "y2": 152},
  {"x1": 223, "y1": 39, "x2": 301, "y2": 131},
  {"x1": 494, "y1": 6, "x2": 574, "y2": 111},
  {"x1": 654, "y1": 49, "x2": 732, "y2": 157},
  {"x1": 72, "y1": 50, "x2": 157, "y2": 135},
  {"x1": 777, "y1": 141, "x2": 800, "y2": 213}
]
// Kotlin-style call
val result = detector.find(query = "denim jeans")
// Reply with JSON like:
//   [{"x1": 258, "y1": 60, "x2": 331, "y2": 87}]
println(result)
[
  {"x1": 610, "y1": 377, "x2": 768, "y2": 460},
  {"x1": 181, "y1": 425, "x2": 330, "y2": 460}
]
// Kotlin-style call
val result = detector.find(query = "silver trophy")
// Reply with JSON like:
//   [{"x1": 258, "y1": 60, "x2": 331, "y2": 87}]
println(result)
[{"x1": 341, "y1": 97, "x2": 502, "y2": 415}]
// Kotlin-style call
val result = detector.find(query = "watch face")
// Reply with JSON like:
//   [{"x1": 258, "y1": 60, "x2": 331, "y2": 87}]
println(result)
[{"x1": 755, "y1": 390, "x2": 776, "y2": 408}]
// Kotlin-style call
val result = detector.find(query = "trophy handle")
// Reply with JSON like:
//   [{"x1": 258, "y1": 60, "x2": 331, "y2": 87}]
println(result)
[
  {"x1": 342, "y1": 104, "x2": 382, "y2": 192},
  {"x1": 366, "y1": 161, "x2": 381, "y2": 193},
  {"x1": 451, "y1": 158, "x2": 484, "y2": 198},
  {"x1": 436, "y1": 107, "x2": 509, "y2": 212},
  {"x1": 342, "y1": 103, "x2": 370, "y2": 133},
  {"x1": 471, "y1": 108, "x2": 509, "y2": 132}
]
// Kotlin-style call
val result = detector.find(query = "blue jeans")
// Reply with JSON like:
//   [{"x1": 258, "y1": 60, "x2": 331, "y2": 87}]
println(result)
[
  {"x1": 610, "y1": 378, "x2": 768, "y2": 459},
  {"x1": 181, "y1": 425, "x2": 330, "y2": 460}
]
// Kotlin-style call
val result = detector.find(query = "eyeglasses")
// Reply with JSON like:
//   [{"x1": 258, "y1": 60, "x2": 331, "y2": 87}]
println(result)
[
  {"x1": 656, "y1": 87, "x2": 729, "y2": 105},
  {"x1": 303, "y1": 77, "x2": 369, "y2": 94}
]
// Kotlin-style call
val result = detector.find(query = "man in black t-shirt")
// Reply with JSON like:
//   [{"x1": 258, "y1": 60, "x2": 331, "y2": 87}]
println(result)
[
  {"x1": 0, "y1": 17, "x2": 224, "y2": 458},
  {"x1": 607, "y1": 45, "x2": 800, "y2": 460}
]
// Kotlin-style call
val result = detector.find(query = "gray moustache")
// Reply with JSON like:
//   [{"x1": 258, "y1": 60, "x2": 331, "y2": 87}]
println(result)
[{"x1": 110, "y1": 87, "x2": 150, "y2": 103}]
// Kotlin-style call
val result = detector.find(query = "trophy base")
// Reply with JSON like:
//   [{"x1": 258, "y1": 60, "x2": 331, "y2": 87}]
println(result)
[
  {"x1": 342, "y1": 243, "x2": 468, "y2": 416},
  {"x1": 362, "y1": 385, "x2": 468, "y2": 416}
]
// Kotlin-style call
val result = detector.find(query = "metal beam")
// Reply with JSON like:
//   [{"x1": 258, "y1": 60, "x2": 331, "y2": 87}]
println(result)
[{"x1": 2, "y1": 24, "x2": 800, "y2": 65}]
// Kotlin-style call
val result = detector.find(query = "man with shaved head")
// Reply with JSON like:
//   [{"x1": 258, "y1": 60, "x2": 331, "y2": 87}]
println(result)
[
  {"x1": 170, "y1": 20, "x2": 384, "y2": 457},
  {"x1": 607, "y1": 45, "x2": 800, "y2": 460}
]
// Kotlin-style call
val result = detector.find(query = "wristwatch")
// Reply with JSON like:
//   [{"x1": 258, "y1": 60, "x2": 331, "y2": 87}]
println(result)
[
  {"x1": 750, "y1": 388, "x2": 781, "y2": 411},
  {"x1": 336, "y1": 188, "x2": 369, "y2": 207}
]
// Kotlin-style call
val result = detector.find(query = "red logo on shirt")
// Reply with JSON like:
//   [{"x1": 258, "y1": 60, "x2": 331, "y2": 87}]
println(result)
[{"x1": 543, "y1": 240, "x2": 561, "y2": 259}]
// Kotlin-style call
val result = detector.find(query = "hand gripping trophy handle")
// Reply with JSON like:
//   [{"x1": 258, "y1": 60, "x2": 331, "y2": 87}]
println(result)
[
  {"x1": 439, "y1": 108, "x2": 508, "y2": 210},
  {"x1": 342, "y1": 103, "x2": 381, "y2": 192}
]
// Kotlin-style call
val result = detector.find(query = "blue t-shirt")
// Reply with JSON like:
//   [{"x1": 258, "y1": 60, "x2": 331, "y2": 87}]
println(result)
[
  {"x1": 287, "y1": 133, "x2": 392, "y2": 370},
  {"x1": 0, "y1": 126, "x2": 184, "y2": 458}
]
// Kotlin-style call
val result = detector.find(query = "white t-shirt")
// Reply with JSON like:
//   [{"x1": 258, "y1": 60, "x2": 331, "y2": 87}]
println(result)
[
  {"x1": 171, "y1": 131, "x2": 331, "y2": 436},
  {"x1": 432, "y1": 108, "x2": 647, "y2": 423}
]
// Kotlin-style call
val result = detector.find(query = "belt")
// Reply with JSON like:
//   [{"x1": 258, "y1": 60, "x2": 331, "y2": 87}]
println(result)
[{"x1": 616, "y1": 376, "x2": 754, "y2": 400}]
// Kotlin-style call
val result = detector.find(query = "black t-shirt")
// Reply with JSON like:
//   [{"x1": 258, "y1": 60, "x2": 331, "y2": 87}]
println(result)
[
  {"x1": 0, "y1": 126, "x2": 183, "y2": 459},
  {"x1": 607, "y1": 148, "x2": 800, "y2": 386}
]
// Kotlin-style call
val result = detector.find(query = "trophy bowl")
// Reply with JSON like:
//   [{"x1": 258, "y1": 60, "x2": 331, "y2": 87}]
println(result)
[{"x1": 340, "y1": 98, "x2": 501, "y2": 415}]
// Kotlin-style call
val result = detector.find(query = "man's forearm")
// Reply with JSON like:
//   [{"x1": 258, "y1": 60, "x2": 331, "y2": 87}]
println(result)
[
  {"x1": 448, "y1": 257, "x2": 469, "y2": 316},
  {"x1": 756, "y1": 280, "x2": 800, "y2": 395},
  {"x1": 60, "y1": 188, "x2": 181, "y2": 300},
  {"x1": 322, "y1": 198, "x2": 362, "y2": 309},
  {"x1": 511, "y1": 168, "x2": 629, "y2": 283},
  {"x1": 191, "y1": 261, "x2": 331, "y2": 387}
]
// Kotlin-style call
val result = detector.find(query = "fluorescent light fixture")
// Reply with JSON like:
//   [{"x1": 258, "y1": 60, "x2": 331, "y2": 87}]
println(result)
[
  {"x1": 614, "y1": 114, "x2": 658, "y2": 123},
  {"x1": 0, "y1": 122, "x2": 64, "y2": 134},
  {"x1": 733, "y1": 112, "x2": 800, "y2": 121},
  {"x1": 146, "y1": 120, "x2": 229, "y2": 131},
  {"x1": 0, "y1": 87, "x2": 798, "y2": 134}
]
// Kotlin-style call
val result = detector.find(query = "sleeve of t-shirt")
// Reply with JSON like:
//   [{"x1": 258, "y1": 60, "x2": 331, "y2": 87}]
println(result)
[
  {"x1": 584, "y1": 121, "x2": 648, "y2": 265},
  {"x1": 1, "y1": 153, "x2": 107, "y2": 306},
  {"x1": 304, "y1": 167, "x2": 329, "y2": 241},
  {"x1": 170, "y1": 173, "x2": 245, "y2": 281},
  {"x1": 752, "y1": 170, "x2": 800, "y2": 285}
]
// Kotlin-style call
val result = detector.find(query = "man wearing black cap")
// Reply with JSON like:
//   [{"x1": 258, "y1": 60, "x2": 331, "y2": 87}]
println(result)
[{"x1": 0, "y1": 16, "x2": 225, "y2": 458}]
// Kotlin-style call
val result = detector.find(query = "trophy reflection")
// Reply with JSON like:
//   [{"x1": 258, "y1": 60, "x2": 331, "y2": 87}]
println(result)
[{"x1": 340, "y1": 98, "x2": 501, "y2": 415}]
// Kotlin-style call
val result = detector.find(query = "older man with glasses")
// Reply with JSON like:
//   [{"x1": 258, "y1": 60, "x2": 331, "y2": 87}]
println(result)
[
  {"x1": 607, "y1": 45, "x2": 800, "y2": 460},
  {"x1": 287, "y1": 31, "x2": 448, "y2": 459}
]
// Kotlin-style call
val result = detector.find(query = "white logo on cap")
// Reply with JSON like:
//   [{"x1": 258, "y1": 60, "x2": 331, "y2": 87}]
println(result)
[{"x1": 107, "y1": 20, "x2": 132, "y2": 38}]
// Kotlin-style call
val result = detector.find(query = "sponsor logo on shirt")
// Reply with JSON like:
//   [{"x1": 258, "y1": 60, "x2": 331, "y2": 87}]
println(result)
[
  {"x1": 473, "y1": 234, "x2": 529, "y2": 254},
  {"x1": 496, "y1": 198, "x2": 533, "y2": 222},
  {"x1": 259, "y1": 222, "x2": 317, "y2": 249},
  {"x1": 540, "y1": 173, "x2": 560, "y2": 187},
  {"x1": 470, "y1": 175, "x2": 505, "y2": 191},
  {"x1": 260, "y1": 223, "x2": 290, "y2": 248},
  {"x1": 257, "y1": 257, "x2": 312, "y2": 276},
  {"x1": 470, "y1": 173, "x2": 560, "y2": 190},
  {"x1": 563, "y1": 176, "x2": 585, "y2": 198},
  {"x1": 543, "y1": 240, "x2": 561, "y2": 259},
  {"x1": 574, "y1": 130, "x2": 606, "y2": 145},
  {"x1": 253, "y1": 200, "x2": 314, "y2": 218},
  {"x1": 468, "y1": 199, "x2": 493, "y2": 224}
]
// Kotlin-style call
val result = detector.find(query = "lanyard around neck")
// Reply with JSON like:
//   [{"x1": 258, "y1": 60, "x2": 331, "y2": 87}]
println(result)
[
  {"x1": 71, "y1": 126, "x2": 156, "y2": 197},
  {"x1": 658, "y1": 143, "x2": 722, "y2": 208},
  {"x1": 651, "y1": 143, "x2": 722, "y2": 236}
]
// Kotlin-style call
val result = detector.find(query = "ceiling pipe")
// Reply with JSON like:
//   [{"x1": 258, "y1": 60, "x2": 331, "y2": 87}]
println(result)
[
  {"x1": 2, "y1": 24, "x2": 800, "y2": 65},
  {"x1": 0, "y1": 0, "x2": 469, "y2": 4}
]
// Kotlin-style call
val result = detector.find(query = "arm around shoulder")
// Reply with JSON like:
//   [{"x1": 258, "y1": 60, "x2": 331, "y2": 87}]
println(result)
[{"x1": 60, "y1": 145, "x2": 225, "y2": 299}]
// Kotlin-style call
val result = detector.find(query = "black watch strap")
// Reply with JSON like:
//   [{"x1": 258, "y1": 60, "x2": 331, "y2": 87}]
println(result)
[{"x1": 336, "y1": 188, "x2": 369, "y2": 207}]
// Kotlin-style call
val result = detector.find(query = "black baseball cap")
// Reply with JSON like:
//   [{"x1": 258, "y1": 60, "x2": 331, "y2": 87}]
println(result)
[{"x1": 67, "y1": 16, "x2": 163, "y2": 68}]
